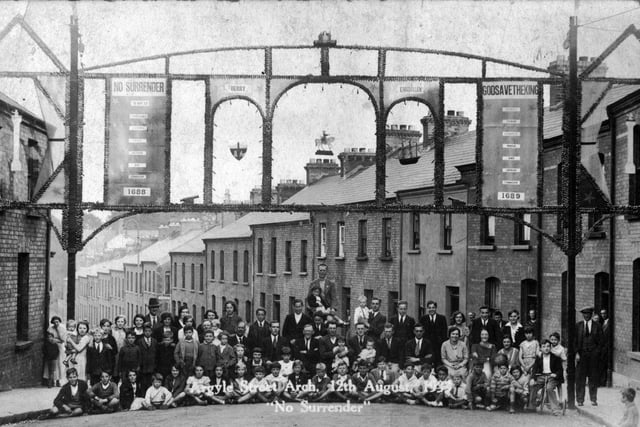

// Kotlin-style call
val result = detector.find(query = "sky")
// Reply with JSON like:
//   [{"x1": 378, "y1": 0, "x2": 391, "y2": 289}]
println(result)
[{"x1": 0, "y1": 0, "x2": 639, "y2": 204}]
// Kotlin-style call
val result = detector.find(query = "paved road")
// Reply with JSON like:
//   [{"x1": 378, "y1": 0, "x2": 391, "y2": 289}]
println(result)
[{"x1": 30, "y1": 402, "x2": 597, "y2": 427}]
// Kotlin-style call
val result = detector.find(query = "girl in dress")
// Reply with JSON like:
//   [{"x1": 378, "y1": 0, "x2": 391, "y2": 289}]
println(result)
[
  {"x1": 518, "y1": 326, "x2": 540, "y2": 375},
  {"x1": 132, "y1": 314, "x2": 145, "y2": 340},
  {"x1": 549, "y1": 331, "x2": 568, "y2": 403},
  {"x1": 470, "y1": 329, "x2": 496, "y2": 380},
  {"x1": 65, "y1": 320, "x2": 92, "y2": 382},
  {"x1": 112, "y1": 315, "x2": 127, "y2": 352},
  {"x1": 44, "y1": 316, "x2": 66, "y2": 387}
]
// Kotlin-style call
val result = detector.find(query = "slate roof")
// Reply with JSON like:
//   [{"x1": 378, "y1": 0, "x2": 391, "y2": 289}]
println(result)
[{"x1": 200, "y1": 211, "x2": 310, "y2": 241}]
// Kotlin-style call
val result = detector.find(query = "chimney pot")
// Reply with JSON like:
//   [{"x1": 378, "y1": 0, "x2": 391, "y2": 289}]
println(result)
[
  {"x1": 456, "y1": 111, "x2": 464, "y2": 117},
  {"x1": 359, "y1": 147, "x2": 366, "y2": 152},
  {"x1": 391, "y1": 124, "x2": 398, "y2": 130},
  {"x1": 447, "y1": 110, "x2": 455, "y2": 116},
  {"x1": 400, "y1": 124, "x2": 407, "y2": 130},
  {"x1": 579, "y1": 56, "x2": 588, "y2": 61}
]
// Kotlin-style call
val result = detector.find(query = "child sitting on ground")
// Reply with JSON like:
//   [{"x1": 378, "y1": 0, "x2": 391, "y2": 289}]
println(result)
[
  {"x1": 428, "y1": 366, "x2": 453, "y2": 407},
  {"x1": 467, "y1": 361, "x2": 489, "y2": 409},
  {"x1": 120, "y1": 370, "x2": 145, "y2": 411},
  {"x1": 265, "y1": 362, "x2": 288, "y2": 403},
  {"x1": 142, "y1": 374, "x2": 172, "y2": 410},
  {"x1": 238, "y1": 366, "x2": 270, "y2": 403},
  {"x1": 445, "y1": 374, "x2": 467, "y2": 409},
  {"x1": 322, "y1": 361, "x2": 352, "y2": 402},
  {"x1": 87, "y1": 371, "x2": 120, "y2": 413},
  {"x1": 206, "y1": 365, "x2": 232, "y2": 404},
  {"x1": 185, "y1": 365, "x2": 211, "y2": 406},
  {"x1": 510, "y1": 365, "x2": 529, "y2": 412},
  {"x1": 63, "y1": 319, "x2": 78, "y2": 367},
  {"x1": 283, "y1": 360, "x2": 308, "y2": 402},
  {"x1": 415, "y1": 363, "x2": 438, "y2": 405},
  {"x1": 298, "y1": 363, "x2": 331, "y2": 402},
  {"x1": 278, "y1": 347, "x2": 294, "y2": 378},
  {"x1": 391, "y1": 363, "x2": 422, "y2": 405}
]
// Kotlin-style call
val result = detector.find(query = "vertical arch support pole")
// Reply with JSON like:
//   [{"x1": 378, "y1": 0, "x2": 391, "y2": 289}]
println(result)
[
  {"x1": 204, "y1": 79, "x2": 213, "y2": 204},
  {"x1": 375, "y1": 49, "x2": 387, "y2": 207},
  {"x1": 262, "y1": 48, "x2": 273, "y2": 205},
  {"x1": 434, "y1": 80, "x2": 445, "y2": 206}
]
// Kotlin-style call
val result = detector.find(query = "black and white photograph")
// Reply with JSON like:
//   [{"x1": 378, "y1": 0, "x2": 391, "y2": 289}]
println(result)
[{"x1": 0, "y1": 0, "x2": 639, "y2": 425}]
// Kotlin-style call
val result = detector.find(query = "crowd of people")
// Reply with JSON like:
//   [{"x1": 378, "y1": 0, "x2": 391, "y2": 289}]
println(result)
[{"x1": 40, "y1": 264, "x2": 632, "y2": 424}]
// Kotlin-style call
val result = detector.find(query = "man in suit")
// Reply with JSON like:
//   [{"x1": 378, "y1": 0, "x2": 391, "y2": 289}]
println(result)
[
  {"x1": 144, "y1": 298, "x2": 161, "y2": 329},
  {"x1": 307, "y1": 263, "x2": 336, "y2": 313},
  {"x1": 599, "y1": 308, "x2": 612, "y2": 387},
  {"x1": 376, "y1": 323, "x2": 404, "y2": 371},
  {"x1": 311, "y1": 313, "x2": 327, "y2": 338},
  {"x1": 261, "y1": 321, "x2": 285, "y2": 365},
  {"x1": 419, "y1": 300, "x2": 448, "y2": 367},
  {"x1": 283, "y1": 299, "x2": 313, "y2": 345},
  {"x1": 389, "y1": 300, "x2": 415, "y2": 346},
  {"x1": 529, "y1": 339, "x2": 564, "y2": 415},
  {"x1": 368, "y1": 297, "x2": 387, "y2": 340},
  {"x1": 348, "y1": 322, "x2": 370, "y2": 361},
  {"x1": 294, "y1": 324, "x2": 320, "y2": 374},
  {"x1": 404, "y1": 324, "x2": 433, "y2": 371},
  {"x1": 318, "y1": 321, "x2": 341, "y2": 372},
  {"x1": 247, "y1": 308, "x2": 270, "y2": 352},
  {"x1": 576, "y1": 306, "x2": 603, "y2": 406},
  {"x1": 228, "y1": 321, "x2": 248, "y2": 348},
  {"x1": 470, "y1": 305, "x2": 502, "y2": 346}
]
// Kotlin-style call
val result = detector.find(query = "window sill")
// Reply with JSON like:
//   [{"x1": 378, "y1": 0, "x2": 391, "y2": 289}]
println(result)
[
  {"x1": 232, "y1": 281, "x2": 239, "y2": 285},
  {"x1": 299, "y1": 272, "x2": 308, "y2": 276},
  {"x1": 628, "y1": 351, "x2": 640, "y2": 362},
  {"x1": 256, "y1": 273, "x2": 263, "y2": 277},
  {"x1": 407, "y1": 249, "x2": 421, "y2": 255},
  {"x1": 316, "y1": 256, "x2": 327, "y2": 261},
  {"x1": 15, "y1": 340, "x2": 33, "y2": 351},
  {"x1": 587, "y1": 231, "x2": 606, "y2": 239},
  {"x1": 242, "y1": 282, "x2": 249, "y2": 286},
  {"x1": 356, "y1": 256, "x2": 368, "y2": 261},
  {"x1": 267, "y1": 274, "x2": 277, "y2": 278},
  {"x1": 477, "y1": 245, "x2": 496, "y2": 251},
  {"x1": 334, "y1": 256, "x2": 345, "y2": 261},
  {"x1": 284, "y1": 271, "x2": 292, "y2": 276},
  {"x1": 219, "y1": 280, "x2": 225, "y2": 284},
  {"x1": 437, "y1": 249, "x2": 453, "y2": 255},
  {"x1": 510, "y1": 245, "x2": 531, "y2": 251},
  {"x1": 378, "y1": 256, "x2": 393, "y2": 262}
]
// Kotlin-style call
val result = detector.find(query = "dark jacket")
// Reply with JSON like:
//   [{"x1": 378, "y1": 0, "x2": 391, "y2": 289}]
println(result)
[
  {"x1": 247, "y1": 321, "x2": 270, "y2": 352},
  {"x1": 404, "y1": 337, "x2": 434, "y2": 366},
  {"x1": 419, "y1": 314, "x2": 449, "y2": 352},
  {"x1": 389, "y1": 315, "x2": 416, "y2": 344},
  {"x1": 228, "y1": 334, "x2": 249, "y2": 349},
  {"x1": 470, "y1": 318, "x2": 503, "y2": 346},
  {"x1": 116, "y1": 343, "x2": 141, "y2": 375},
  {"x1": 86, "y1": 343, "x2": 115, "y2": 377},
  {"x1": 367, "y1": 311, "x2": 387, "y2": 339},
  {"x1": 307, "y1": 278, "x2": 337, "y2": 308},
  {"x1": 311, "y1": 322, "x2": 326, "y2": 338},
  {"x1": 164, "y1": 374, "x2": 187, "y2": 397},
  {"x1": 261, "y1": 334, "x2": 285, "y2": 363},
  {"x1": 501, "y1": 324, "x2": 526, "y2": 348},
  {"x1": 282, "y1": 313, "x2": 313, "y2": 344},
  {"x1": 318, "y1": 335, "x2": 340, "y2": 366},
  {"x1": 53, "y1": 380, "x2": 90, "y2": 410},
  {"x1": 532, "y1": 353, "x2": 564, "y2": 383},
  {"x1": 220, "y1": 314, "x2": 243, "y2": 336},
  {"x1": 347, "y1": 335, "x2": 370, "y2": 360},
  {"x1": 575, "y1": 320, "x2": 603, "y2": 355},
  {"x1": 376, "y1": 336, "x2": 404, "y2": 365},
  {"x1": 294, "y1": 336, "x2": 320, "y2": 373},
  {"x1": 119, "y1": 379, "x2": 145, "y2": 409},
  {"x1": 137, "y1": 336, "x2": 158, "y2": 374}
]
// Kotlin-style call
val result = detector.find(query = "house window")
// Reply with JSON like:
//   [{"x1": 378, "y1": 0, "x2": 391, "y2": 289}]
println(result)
[
  {"x1": 181, "y1": 263, "x2": 185, "y2": 288},
  {"x1": 285, "y1": 241, "x2": 292, "y2": 272},
  {"x1": 319, "y1": 223, "x2": 327, "y2": 257},
  {"x1": 211, "y1": 295, "x2": 216, "y2": 312},
  {"x1": 416, "y1": 284, "x2": 426, "y2": 318},
  {"x1": 260, "y1": 292, "x2": 266, "y2": 309},
  {"x1": 388, "y1": 291, "x2": 399, "y2": 319},
  {"x1": 233, "y1": 250, "x2": 238, "y2": 282},
  {"x1": 446, "y1": 286, "x2": 460, "y2": 320},
  {"x1": 521, "y1": 278, "x2": 538, "y2": 321},
  {"x1": 480, "y1": 215, "x2": 496, "y2": 245},
  {"x1": 588, "y1": 211, "x2": 604, "y2": 233},
  {"x1": 245, "y1": 301, "x2": 252, "y2": 322},
  {"x1": 633, "y1": 259, "x2": 640, "y2": 351},
  {"x1": 243, "y1": 250, "x2": 249, "y2": 283},
  {"x1": 442, "y1": 213, "x2": 452, "y2": 250},
  {"x1": 557, "y1": 162, "x2": 565, "y2": 234},
  {"x1": 484, "y1": 277, "x2": 500, "y2": 309},
  {"x1": 172, "y1": 301, "x2": 176, "y2": 315},
  {"x1": 515, "y1": 213, "x2": 532, "y2": 245},
  {"x1": 382, "y1": 218, "x2": 392, "y2": 258},
  {"x1": 27, "y1": 139, "x2": 41, "y2": 200},
  {"x1": 165, "y1": 272, "x2": 171, "y2": 294},
  {"x1": 192, "y1": 304, "x2": 197, "y2": 324},
  {"x1": 273, "y1": 294, "x2": 281, "y2": 323},
  {"x1": 257, "y1": 238, "x2": 263, "y2": 274},
  {"x1": 358, "y1": 220, "x2": 368, "y2": 257},
  {"x1": 191, "y1": 263, "x2": 195, "y2": 290},
  {"x1": 594, "y1": 272, "x2": 610, "y2": 313},
  {"x1": 364, "y1": 289, "x2": 374, "y2": 306},
  {"x1": 199, "y1": 264, "x2": 204, "y2": 291},
  {"x1": 629, "y1": 125, "x2": 640, "y2": 205},
  {"x1": 411, "y1": 212, "x2": 420, "y2": 250},
  {"x1": 210, "y1": 251, "x2": 215, "y2": 279},
  {"x1": 16, "y1": 253, "x2": 29, "y2": 341},
  {"x1": 270, "y1": 237, "x2": 277, "y2": 274},
  {"x1": 300, "y1": 240, "x2": 308, "y2": 273},
  {"x1": 220, "y1": 251, "x2": 225, "y2": 280},
  {"x1": 337, "y1": 222, "x2": 345, "y2": 257},
  {"x1": 342, "y1": 287, "x2": 351, "y2": 324},
  {"x1": 201, "y1": 307, "x2": 205, "y2": 324}
]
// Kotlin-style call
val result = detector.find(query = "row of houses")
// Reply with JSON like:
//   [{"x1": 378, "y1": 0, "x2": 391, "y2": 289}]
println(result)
[{"x1": 76, "y1": 76, "x2": 640, "y2": 389}]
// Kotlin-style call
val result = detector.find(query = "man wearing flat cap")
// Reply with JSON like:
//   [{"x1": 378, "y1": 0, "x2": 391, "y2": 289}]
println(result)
[
  {"x1": 575, "y1": 306, "x2": 603, "y2": 406},
  {"x1": 144, "y1": 298, "x2": 161, "y2": 328}
]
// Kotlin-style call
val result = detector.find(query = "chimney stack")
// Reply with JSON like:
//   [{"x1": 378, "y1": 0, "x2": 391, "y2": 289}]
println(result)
[
  {"x1": 304, "y1": 158, "x2": 340, "y2": 185},
  {"x1": 338, "y1": 148, "x2": 376, "y2": 178},
  {"x1": 547, "y1": 55, "x2": 607, "y2": 106},
  {"x1": 275, "y1": 179, "x2": 305, "y2": 203},
  {"x1": 420, "y1": 111, "x2": 471, "y2": 148},
  {"x1": 385, "y1": 124, "x2": 422, "y2": 157}
]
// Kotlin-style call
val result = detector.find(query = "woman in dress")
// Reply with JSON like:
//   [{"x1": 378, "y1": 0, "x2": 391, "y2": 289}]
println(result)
[
  {"x1": 441, "y1": 327, "x2": 469, "y2": 379},
  {"x1": 497, "y1": 335, "x2": 520, "y2": 370},
  {"x1": 112, "y1": 315, "x2": 127, "y2": 352},
  {"x1": 502, "y1": 309, "x2": 525, "y2": 348},
  {"x1": 470, "y1": 329, "x2": 496, "y2": 380},
  {"x1": 132, "y1": 314, "x2": 145, "y2": 340},
  {"x1": 44, "y1": 316, "x2": 67, "y2": 386},
  {"x1": 450, "y1": 311, "x2": 470, "y2": 347},
  {"x1": 220, "y1": 301, "x2": 243, "y2": 336},
  {"x1": 65, "y1": 320, "x2": 92, "y2": 382}
]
